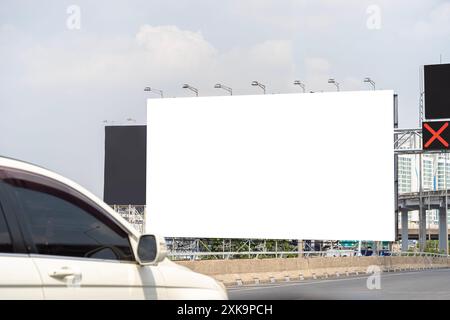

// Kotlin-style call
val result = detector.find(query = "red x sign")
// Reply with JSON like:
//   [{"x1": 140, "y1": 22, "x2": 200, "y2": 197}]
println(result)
[{"x1": 424, "y1": 122, "x2": 449, "y2": 148}]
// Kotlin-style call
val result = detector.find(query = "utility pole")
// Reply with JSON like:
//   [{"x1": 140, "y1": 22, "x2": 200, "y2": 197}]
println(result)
[
  {"x1": 446, "y1": 153, "x2": 449, "y2": 254},
  {"x1": 419, "y1": 153, "x2": 426, "y2": 252}
]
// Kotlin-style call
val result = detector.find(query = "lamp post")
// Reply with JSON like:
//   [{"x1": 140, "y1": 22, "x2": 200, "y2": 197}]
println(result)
[
  {"x1": 293, "y1": 80, "x2": 306, "y2": 93},
  {"x1": 144, "y1": 86, "x2": 164, "y2": 98},
  {"x1": 214, "y1": 83, "x2": 232, "y2": 95},
  {"x1": 182, "y1": 84, "x2": 199, "y2": 97},
  {"x1": 251, "y1": 81, "x2": 266, "y2": 94},
  {"x1": 328, "y1": 78, "x2": 340, "y2": 91},
  {"x1": 363, "y1": 77, "x2": 376, "y2": 90}
]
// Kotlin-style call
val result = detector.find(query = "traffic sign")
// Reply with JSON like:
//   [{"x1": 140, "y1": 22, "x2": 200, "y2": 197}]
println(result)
[{"x1": 422, "y1": 121, "x2": 450, "y2": 150}]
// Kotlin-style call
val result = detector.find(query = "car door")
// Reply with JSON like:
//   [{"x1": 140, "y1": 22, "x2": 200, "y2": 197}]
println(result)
[
  {"x1": 0, "y1": 177, "x2": 44, "y2": 299},
  {"x1": 1, "y1": 168, "x2": 165, "y2": 299}
]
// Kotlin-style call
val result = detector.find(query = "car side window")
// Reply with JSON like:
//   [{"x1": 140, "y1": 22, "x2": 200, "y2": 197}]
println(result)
[
  {"x1": 0, "y1": 206, "x2": 13, "y2": 253},
  {"x1": 1, "y1": 171, "x2": 134, "y2": 262}
]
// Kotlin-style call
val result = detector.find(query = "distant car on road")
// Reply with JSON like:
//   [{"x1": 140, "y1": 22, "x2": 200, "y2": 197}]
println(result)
[
  {"x1": 378, "y1": 249, "x2": 392, "y2": 256},
  {"x1": 359, "y1": 249, "x2": 391, "y2": 256},
  {"x1": 361, "y1": 249, "x2": 374, "y2": 256},
  {"x1": 0, "y1": 157, "x2": 227, "y2": 300},
  {"x1": 325, "y1": 249, "x2": 354, "y2": 257}
]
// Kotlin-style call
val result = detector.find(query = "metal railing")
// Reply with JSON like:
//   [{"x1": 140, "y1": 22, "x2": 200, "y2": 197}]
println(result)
[
  {"x1": 168, "y1": 250, "x2": 450, "y2": 261},
  {"x1": 170, "y1": 250, "x2": 357, "y2": 261},
  {"x1": 389, "y1": 251, "x2": 448, "y2": 258}
]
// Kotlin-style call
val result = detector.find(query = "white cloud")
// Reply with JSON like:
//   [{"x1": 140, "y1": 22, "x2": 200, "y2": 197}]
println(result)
[
  {"x1": 136, "y1": 25, "x2": 217, "y2": 72},
  {"x1": 16, "y1": 24, "x2": 295, "y2": 96}
]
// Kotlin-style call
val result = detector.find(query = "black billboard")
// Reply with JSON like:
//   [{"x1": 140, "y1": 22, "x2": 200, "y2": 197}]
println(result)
[
  {"x1": 425, "y1": 63, "x2": 450, "y2": 120},
  {"x1": 103, "y1": 125, "x2": 146, "y2": 205}
]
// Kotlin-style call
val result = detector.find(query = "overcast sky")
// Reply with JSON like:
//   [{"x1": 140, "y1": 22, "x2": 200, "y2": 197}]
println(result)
[{"x1": 1, "y1": 0, "x2": 449, "y2": 197}]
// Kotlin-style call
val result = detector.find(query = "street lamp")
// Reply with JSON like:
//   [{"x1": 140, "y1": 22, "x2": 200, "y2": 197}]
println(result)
[
  {"x1": 214, "y1": 83, "x2": 232, "y2": 95},
  {"x1": 363, "y1": 77, "x2": 376, "y2": 90},
  {"x1": 328, "y1": 78, "x2": 340, "y2": 91},
  {"x1": 251, "y1": 81, "x2": 266, "y2": 94},
  {"x1": 293, "y1": 80, "x2": 306, "y2": 93},
  {"x1": 144, "y1": 86, "x2": 164, "y2": 98},
  {"x1": 182, "y1": 84, "x2": 198, "y2": 97}
]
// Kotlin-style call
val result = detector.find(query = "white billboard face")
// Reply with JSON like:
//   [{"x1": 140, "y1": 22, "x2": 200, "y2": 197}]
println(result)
[{"x1": 147, "y1": 91, "x2": 395, "y2": 241}]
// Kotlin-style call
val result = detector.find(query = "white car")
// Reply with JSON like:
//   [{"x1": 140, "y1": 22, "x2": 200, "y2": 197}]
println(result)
[{"x1": 0, "y1": 157, "x2": 227, "y2": 300}]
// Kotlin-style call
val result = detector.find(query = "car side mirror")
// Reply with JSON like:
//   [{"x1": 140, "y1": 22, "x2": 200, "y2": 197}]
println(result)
[{"x1": 136, "y1": 234, "x2": 168, "y2": 266}]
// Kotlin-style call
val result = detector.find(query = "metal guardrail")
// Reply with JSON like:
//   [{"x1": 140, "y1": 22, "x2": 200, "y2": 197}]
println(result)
[
  {"x1": 168, "y1": 250, "x2": 450, "y2": 261},
  {"x1": 169, "y1": 250, "x2": 355, "y2": 260},
  {"x1": 390, "y1": 252, "x2": 448, "y2": 258}
]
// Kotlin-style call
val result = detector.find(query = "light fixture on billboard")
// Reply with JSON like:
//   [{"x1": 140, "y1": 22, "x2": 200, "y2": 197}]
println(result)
[
  {"x1": 328, "y1": 78, "x2": 340, "y2": 92},
  {"x1": 364, "y1": 77, "x2": 376, "y2": 90},
  {"x1": 214, "y1": 83, "x2": 233, "y2": 95},
  {"x1": 293, "y1": 80, "x2": 306, "y2": 93},
  {"x1": 182, "y1": 84, "x2": 199, "y2": 97},
  {"x1": 144, "y1": 86, "x2": 164, "y2": 98},
  {"x1": 251, "y1": 81, "x2": 266, "y2": 94}
]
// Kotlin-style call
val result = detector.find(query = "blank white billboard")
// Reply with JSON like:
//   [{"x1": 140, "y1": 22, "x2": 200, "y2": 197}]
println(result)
[{"x1": 147, "y1": 91, "x2": 395, "y2": 241}]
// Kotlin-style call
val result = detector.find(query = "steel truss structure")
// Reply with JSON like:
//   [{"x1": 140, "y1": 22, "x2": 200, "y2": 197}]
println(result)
[
  {"x1": 394, "y1": 128, "x2": 422, "y2": 154},
  {"x1": 112, "y1": 205, "x2": 145, "y2": 233}
]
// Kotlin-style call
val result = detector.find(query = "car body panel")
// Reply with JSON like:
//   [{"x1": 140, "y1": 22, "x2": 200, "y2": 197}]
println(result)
[
  {"x1": 31, "y1": 254, "x2": 165, "y2": 299},
  {"x1": 0, "y1": 253, "x2": 44, "y2": 299},
  {"x1": 0, "y1": 157, "x2": 227, "y2": 300}
]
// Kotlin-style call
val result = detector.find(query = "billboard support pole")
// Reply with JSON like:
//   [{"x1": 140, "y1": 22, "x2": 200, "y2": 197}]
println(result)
[
  {"x1": 446, "y1": 153, "x2": 449, "y2": 255},
  {"x1": 394, "y1": 94, "x2": 399, "y2": 249},
  {"x1": 440, "y1": 153, "x2": 449, "y2": 254},
  {"x1": 419, "y1": 153, "x2": 426, "y2": 251},
  {"x1": 419, "y1": 71, "x2": 425, "y2": 252}
]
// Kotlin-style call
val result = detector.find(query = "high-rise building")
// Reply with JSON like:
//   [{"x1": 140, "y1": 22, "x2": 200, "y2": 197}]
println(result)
[
  {"x1": 398, "y1": 156, "x2": 412, "y2": 194},
  {"x1": 398, "y1": 150, "x2": 450, "y2": 226}
]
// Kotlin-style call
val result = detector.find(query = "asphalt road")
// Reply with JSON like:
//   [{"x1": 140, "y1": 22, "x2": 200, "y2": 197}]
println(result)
[{"x1": 228, "y1": 269, "x2": 450, "y2": 300}]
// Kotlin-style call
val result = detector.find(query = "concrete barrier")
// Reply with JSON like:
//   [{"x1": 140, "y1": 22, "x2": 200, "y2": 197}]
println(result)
[{"x1": 175, "y1": 256, "x2": 450, "y2": 286}]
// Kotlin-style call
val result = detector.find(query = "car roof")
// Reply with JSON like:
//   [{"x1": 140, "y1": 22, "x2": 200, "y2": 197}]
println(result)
[{"x1": 0, "y1": 156, "x2": 140, "y2": 239}]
